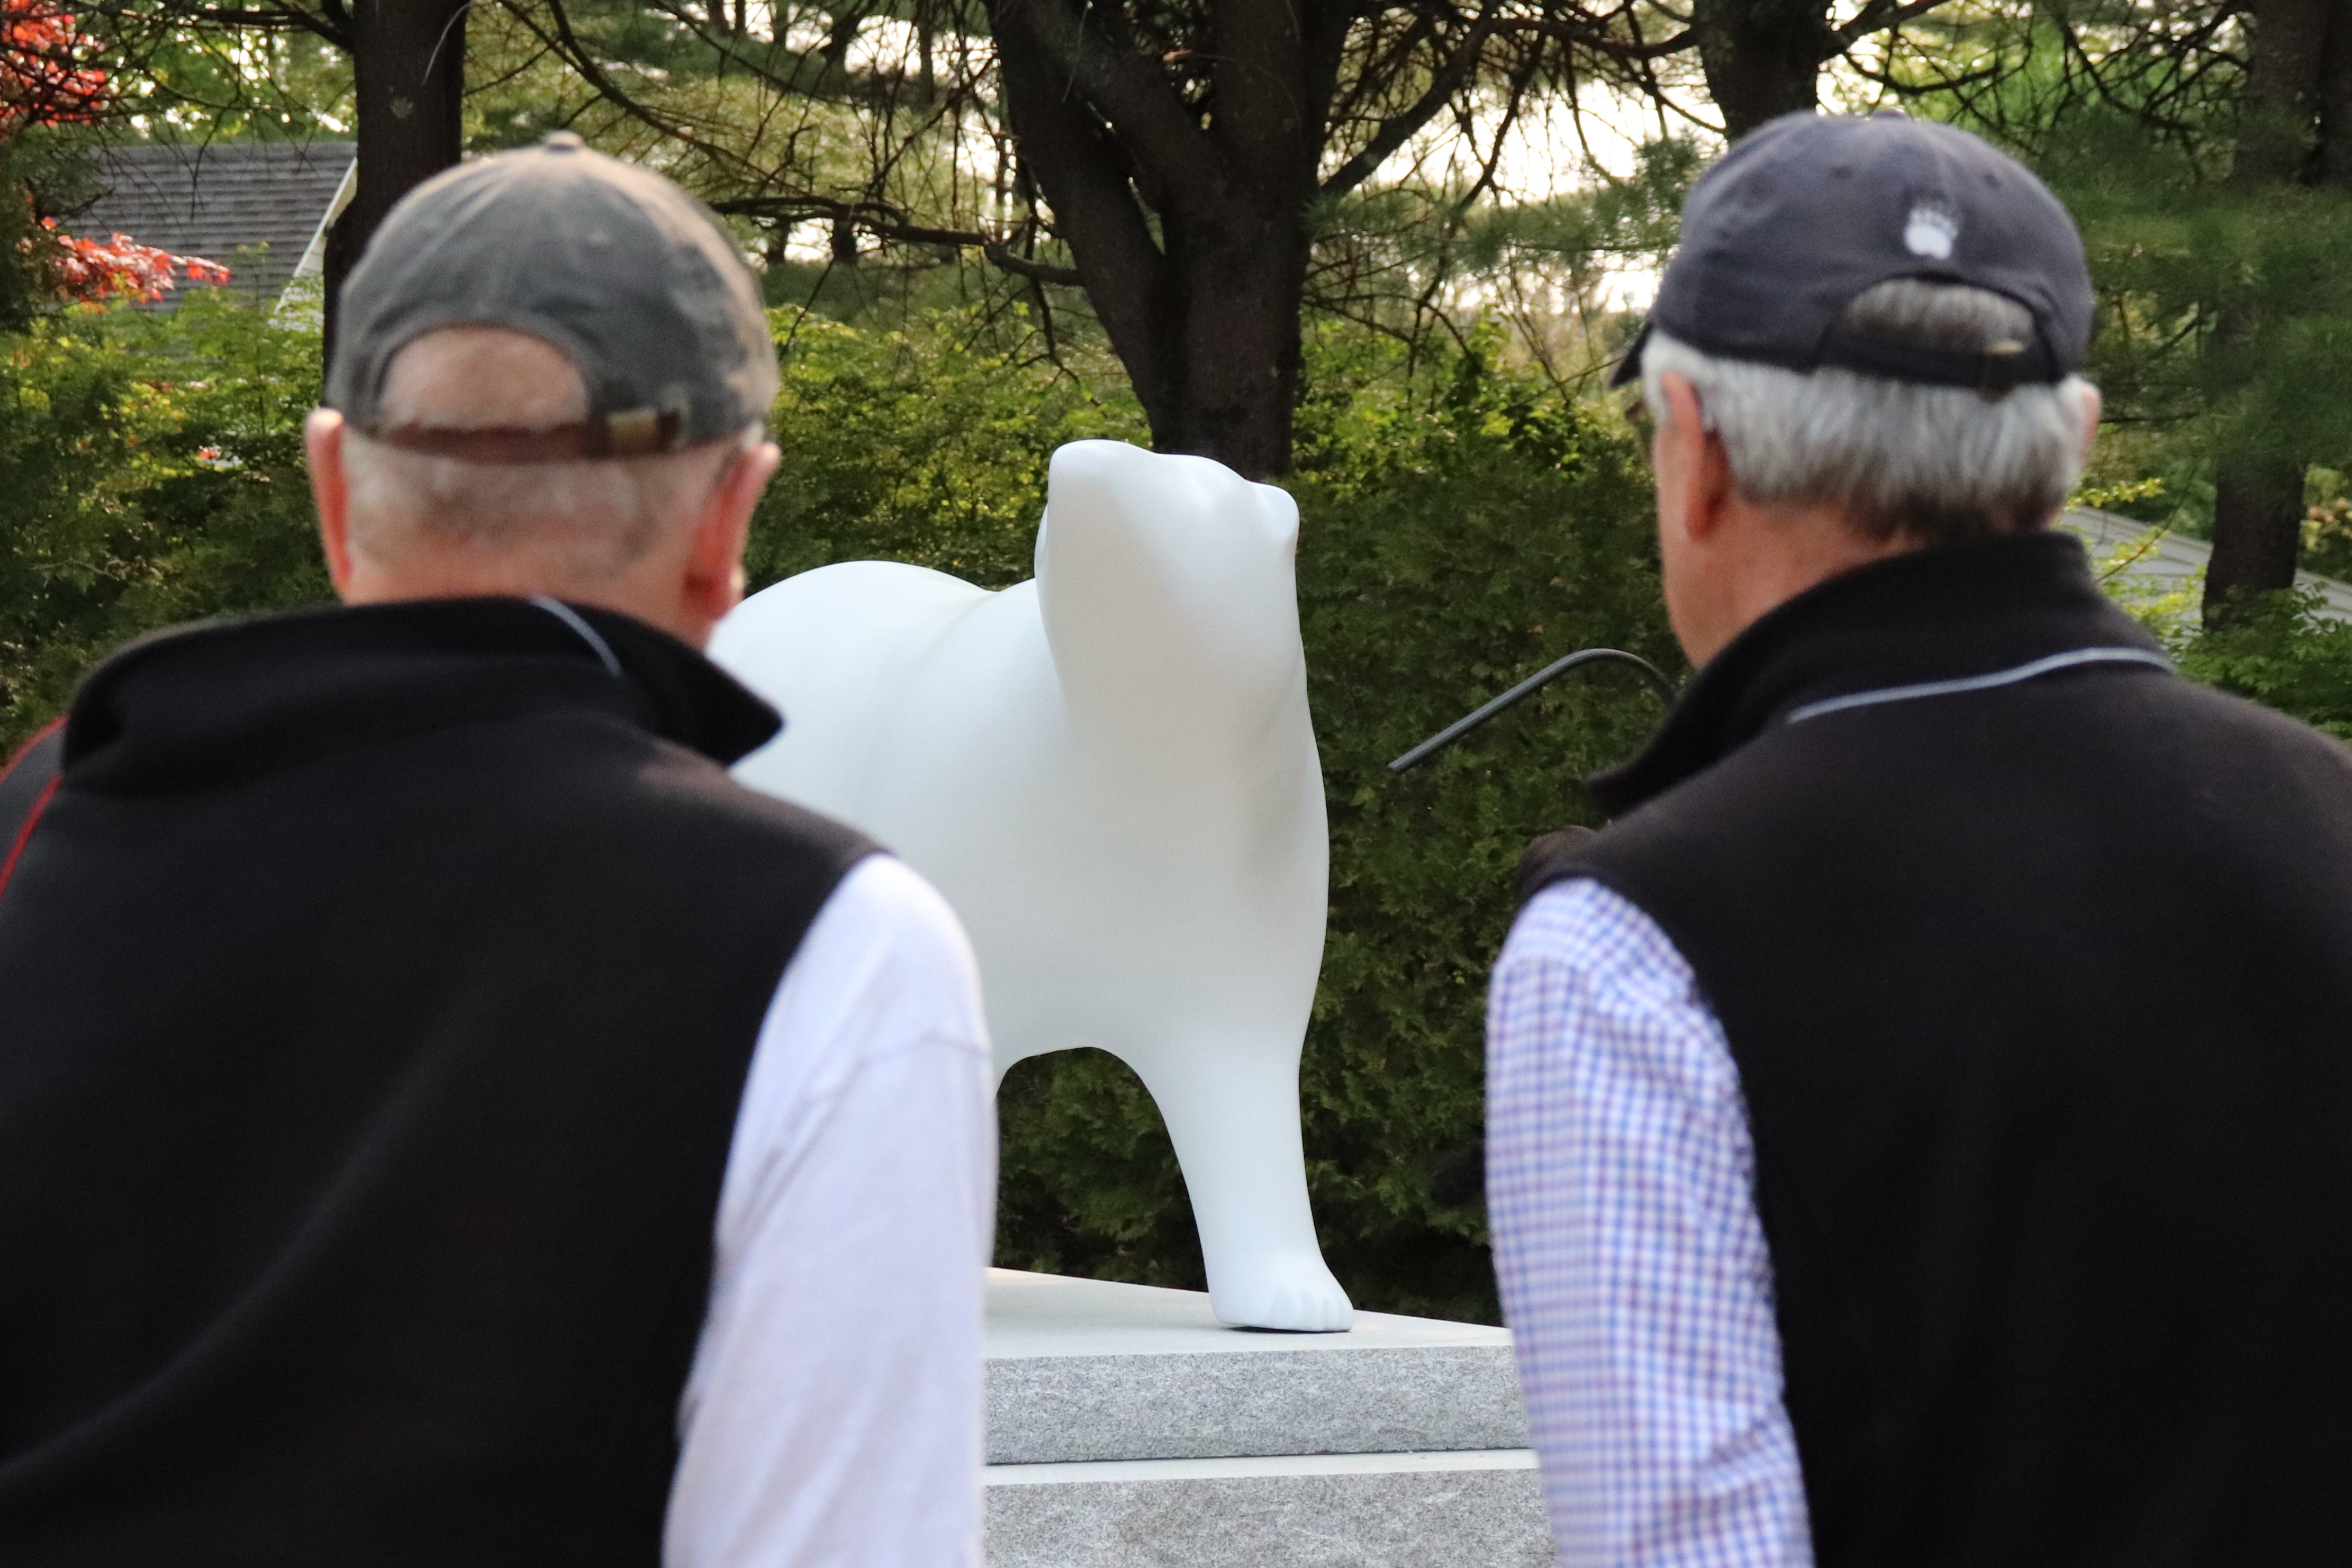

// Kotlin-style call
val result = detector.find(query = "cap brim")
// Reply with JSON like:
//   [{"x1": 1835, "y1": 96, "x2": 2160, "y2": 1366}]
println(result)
[{"x1": 1608, "y1": 320, "x2": 1652, "y2": 388}]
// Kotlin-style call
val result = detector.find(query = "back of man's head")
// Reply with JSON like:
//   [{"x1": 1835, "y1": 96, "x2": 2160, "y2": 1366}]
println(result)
[
  {"x1": 339, "y1": 327, "x2": 744, "y2": 590},
  {"x1": 1638, "y1": 280, "x2": 2093, "y2": 547},
  {"x1": 311, "y1": 134, "x2": 780, "y2": 629},
  {"x1": 1620, "y1": 113, "x2": 2097, "y2": 548}
]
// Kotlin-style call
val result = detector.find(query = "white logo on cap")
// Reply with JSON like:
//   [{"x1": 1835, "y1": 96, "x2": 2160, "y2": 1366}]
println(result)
[{"x1": 1904, "y1": 203, "x2": 1959, "y2": 260}]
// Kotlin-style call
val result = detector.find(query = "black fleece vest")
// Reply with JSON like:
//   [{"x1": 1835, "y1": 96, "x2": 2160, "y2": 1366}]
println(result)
[
  {"x1": 0, "y1": 599, "x2": 872, "y2": 1566},
  {"x1": 1524, "y1": 533, "x2": 2352, "y2": 1567}
]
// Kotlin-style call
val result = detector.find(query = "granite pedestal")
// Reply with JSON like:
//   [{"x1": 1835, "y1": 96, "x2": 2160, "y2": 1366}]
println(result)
[{"x1": 983, "y1": 1269, "x2": 1554, "y2": 1567}]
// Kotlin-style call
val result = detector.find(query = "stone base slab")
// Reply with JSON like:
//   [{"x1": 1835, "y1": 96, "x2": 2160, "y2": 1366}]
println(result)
[
  {"x1": 985, "y1": 1269, "x2": 1527, "y2": 1465},
  {"x1": 984, "y1": 1449, "x2": 1553, "y2": 1568}
]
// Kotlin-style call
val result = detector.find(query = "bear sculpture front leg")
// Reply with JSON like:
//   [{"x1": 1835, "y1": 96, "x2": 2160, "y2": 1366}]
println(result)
[{"x1": 1116, "y1": 1035, "x2": 1353, "y2": 1332}]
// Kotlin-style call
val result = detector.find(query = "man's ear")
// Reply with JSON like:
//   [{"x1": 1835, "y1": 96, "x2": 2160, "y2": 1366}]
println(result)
[
  {"x1": 2077, "y1": 381, "x2": 2102, "y2": 463},
  {"x1": 1657, "y1": 371, "x2": 1734, "y2": 544},
  {"x1": 306, "y1": 407, "x2": 357, "y2": 595},
  {"x1": 678, "y1": 438, "x2": 781, "y2": 647}
]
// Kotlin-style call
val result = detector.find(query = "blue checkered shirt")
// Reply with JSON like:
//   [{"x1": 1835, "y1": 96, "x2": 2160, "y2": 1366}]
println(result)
[{"x1": 1487, "y1": 877, "x2": 1814, "y2": 1567}]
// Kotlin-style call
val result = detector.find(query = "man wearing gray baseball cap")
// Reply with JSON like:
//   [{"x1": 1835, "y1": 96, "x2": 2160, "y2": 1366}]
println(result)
[
  {"x1": 1488, "y1": 113, "x2": 2352, "y2": 1566},
  {"x1": 0, "y1": 136, "x2": 992, "y2": 1565}
]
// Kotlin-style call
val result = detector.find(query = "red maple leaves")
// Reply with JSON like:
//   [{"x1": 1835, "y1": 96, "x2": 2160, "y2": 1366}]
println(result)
[
  {"x1": 44, "y1": 217, "x2": 231, "y2": 303},
  {"x1": 6, "y1": 4, "x2": 233, "y2": 304},
  {"x1": 3, "y1": 2, "x2": 107, "y2": 132}
]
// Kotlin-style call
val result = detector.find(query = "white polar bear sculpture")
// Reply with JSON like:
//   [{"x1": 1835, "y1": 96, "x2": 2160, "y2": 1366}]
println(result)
[{"x1": 709, "y1": 439, "x2": 1353, "y2": 1332}]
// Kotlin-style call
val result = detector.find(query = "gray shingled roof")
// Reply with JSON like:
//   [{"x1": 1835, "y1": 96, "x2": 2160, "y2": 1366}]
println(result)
[{"x1": 66, "y1": 140, "x2": 355, "y2": 309}]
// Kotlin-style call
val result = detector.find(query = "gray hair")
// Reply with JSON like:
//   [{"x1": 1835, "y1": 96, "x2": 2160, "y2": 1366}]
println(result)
[
  {"x1": 1640, "y1": 279, "x2": 2093, "y2": 544},
  {"x1": 342, "y1": 436, "x2": 743, "y2": 580},
  {"x1": 340, "y1": 326, "x2": 748, "y2": 582}
]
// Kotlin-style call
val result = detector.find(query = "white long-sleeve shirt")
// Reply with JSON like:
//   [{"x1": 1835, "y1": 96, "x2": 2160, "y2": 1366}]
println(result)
[
  {"x1": 664, "y1": 854, "x2": 996, "y2": 1568},
  {"x1": 1487, "y1": 876, "x2": 1812, "y2": 1568}
]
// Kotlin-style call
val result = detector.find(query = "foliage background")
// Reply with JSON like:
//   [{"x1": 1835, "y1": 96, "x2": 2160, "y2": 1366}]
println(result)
[
  {"x1": 7, "y1": 294, "x2": 2352, "y2": 1328},
  {"x1": 0, "y1": 297, "x2": 1673, "y2": 1323},
  {"x1": 0, "y1": 297, "x2": 324, "y2": 746},
  {"x1": 1, "y1": 0, "x2": 2349, "y2": 1337}
]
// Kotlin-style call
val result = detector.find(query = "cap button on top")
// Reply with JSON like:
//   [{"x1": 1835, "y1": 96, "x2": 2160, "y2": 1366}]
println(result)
[{"x1": 543, "y1": 131, "x2": 586, "y2": 152}]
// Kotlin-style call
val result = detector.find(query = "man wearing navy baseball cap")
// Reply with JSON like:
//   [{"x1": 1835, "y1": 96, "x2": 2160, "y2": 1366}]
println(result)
[
  {"x1": 1488, "y1": 113, "x2": 2352, "y2": 1566},
  {"x1": 0, "y1": 137, "x2": 993, "y2": 1564}
]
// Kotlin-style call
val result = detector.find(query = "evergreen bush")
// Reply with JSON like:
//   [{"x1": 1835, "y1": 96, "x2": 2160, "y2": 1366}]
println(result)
[
  {"x1": 0, "y1": 296, "x2": 327, "y2": 750},
  {"x1": 14, "y1": 298, "x2": 2352, "y2": 1324},
  {"x1": 2175, "y1": 588, "x2": 2352, "y2": 742}
]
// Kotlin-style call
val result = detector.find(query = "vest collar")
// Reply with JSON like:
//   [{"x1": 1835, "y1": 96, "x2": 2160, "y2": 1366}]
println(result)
[
  {"x1": 64, "y1": 597, "x2": 781, "y2": 792},
  {"x1": 1591, "y1": 530, "x2": 2166, "y2": 817}
]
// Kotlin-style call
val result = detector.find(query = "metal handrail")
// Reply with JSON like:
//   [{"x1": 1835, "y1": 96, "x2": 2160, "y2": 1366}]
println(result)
[{"x1": 1387, "y1": 648, "x2": 1678, "y2": 775}]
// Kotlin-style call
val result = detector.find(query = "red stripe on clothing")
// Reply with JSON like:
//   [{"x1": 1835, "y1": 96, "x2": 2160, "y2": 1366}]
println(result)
[
  {"x1": 0, "y1": 773, "x2": 60, "y2": 901},
  {"x1": 0, "y1": 715, "x2": 67, "y2": 902}
]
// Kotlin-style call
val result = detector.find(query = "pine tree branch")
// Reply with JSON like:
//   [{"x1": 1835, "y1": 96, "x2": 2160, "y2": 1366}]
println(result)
[
  {"x1": 707, "y1": 195, "x2": 1086, "y2": 286},
  {"x1": 1833, "y1": 0, "x2": 1957, "y2": 50},
  {"x1": 1322, "y1": 1, "x2": 1503, "y2": 202}
]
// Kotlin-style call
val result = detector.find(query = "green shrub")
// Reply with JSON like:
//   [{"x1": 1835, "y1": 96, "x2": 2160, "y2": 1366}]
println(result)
[
  {"x1": 0, "y1": 295, "x2": 327, "y2": 751},
  {"x1": 0, "y1": 302, "x2": 1669, "y2": 1323},
  {"x1": 2175, "y1": 587, "x2": 2352, "y2": 741},
  {"x1": 32, "y1": 299, "x2": 2352, "y2": 1325},
  {"x1": 751, "y1": 312, "x2": 1147, "y2": 591},
  {"x1": 1290, "y1": 337, "x2": 1675, "y2": 1319},
  {"x1": 58, "y1": 298, "x2": 2352, "y2": 1328}
]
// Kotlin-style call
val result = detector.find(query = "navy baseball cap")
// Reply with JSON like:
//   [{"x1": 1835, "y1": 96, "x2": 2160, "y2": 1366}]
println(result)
[
  {"x1": 327, "y1": 133, "x2": 778, "y2": 461},
  {"x1": 1613, "y1": 112, "x2": 2092, "y2": 393}
]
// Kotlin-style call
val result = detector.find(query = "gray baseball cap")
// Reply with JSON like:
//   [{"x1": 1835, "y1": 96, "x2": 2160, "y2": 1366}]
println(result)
[
  {"x1": 1613, "y1": 112, "x2": 2093, "y2": 393},
  {"x1": 325, "y1": 132, "x2": 778, "y2": 460}
]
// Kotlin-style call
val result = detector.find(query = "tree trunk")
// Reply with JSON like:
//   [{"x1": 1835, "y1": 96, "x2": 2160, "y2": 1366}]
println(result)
[
  {"x1": 322, "y1": 0, "x2": 468, "y2": 366},
  {"x1": 2320, "y1": 0, "x2": 2352, "y2": 186},
  {"x1": 985, "y1": 0, "x2": 1971, "y2": 469},
  {"x1": 1691, "y1": 0, "x2": 1834, "y2": 140},
  {"x1": 987, "y1": 0, "x2": 1349, "y2": 478},
  {"x1": 2205, "y1": 451, "x2": 2307, "y2": 621},
  {"x1": 2203, "y1": 0, "x2": 2342, "y2": 618},
  {"x1": 2235, "y1": 0, "x2": 2333, "y2": 185},
  {"x1": 1154, "y1": 220, "x2": 1306, "y2": 477}
]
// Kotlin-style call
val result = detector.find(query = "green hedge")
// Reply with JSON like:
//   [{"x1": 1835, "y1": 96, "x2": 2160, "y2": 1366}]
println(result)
[
  {"x1": 0, "y1": 297, "x2": 327, "y2": 749},
  {"x1": 0, "y1": 302, "x2": 1676, "y2": 1320},
  {"x1": 1282, "y1": 342, "x2": 1676, "y2": 1319},
  {"x1": 2175, "y1": 587, "x2": 2352, "y2": 742},
  {"x1": 24, "y1": 301, "x2": 2349, "y2": 1325}
]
